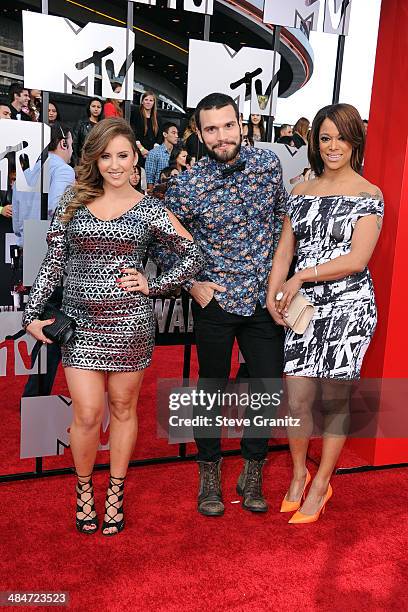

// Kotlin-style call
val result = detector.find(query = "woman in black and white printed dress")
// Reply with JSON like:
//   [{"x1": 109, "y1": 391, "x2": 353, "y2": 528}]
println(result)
[
  {"x1": 283, "y1": 193, "x2": 382, "y2": 379},
  {"x1": 267, "y1": 104, "x2": 384, "y2": 524}
]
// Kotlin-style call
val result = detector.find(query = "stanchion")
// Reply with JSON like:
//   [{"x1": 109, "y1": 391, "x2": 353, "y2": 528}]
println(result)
[{"x1": 177, "y1": 343, "x2": 193, "y2": 459}]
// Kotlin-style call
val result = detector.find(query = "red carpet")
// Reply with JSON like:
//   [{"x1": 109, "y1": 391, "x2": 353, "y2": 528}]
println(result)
[
  {"x1": 1, "y1": 460, "x2": 407, "y2": 611},
  {"x1": 1, "y1": 344, "x2": 407, "y2": 610}
]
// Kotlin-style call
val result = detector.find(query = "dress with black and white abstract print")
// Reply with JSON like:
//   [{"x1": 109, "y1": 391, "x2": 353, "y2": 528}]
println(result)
[{"x1": 284, "y1": 194, "x2": 384, "y2": 380}]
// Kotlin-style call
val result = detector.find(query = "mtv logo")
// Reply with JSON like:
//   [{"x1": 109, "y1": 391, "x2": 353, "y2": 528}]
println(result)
[
  {"x1": 263, "y1": 0, "x2": 352, "y2": 36},
  {"x1": 21, "y1": 395, "x2": 111, "y2": 459},
  {"x1": 263, "y1": 0, "x2": 321, "y2": 34},
  {"x1": 255, "y1": 141, "x2": 309, "y2": 193},
  {"x1": 323, "y1": 0, "x2": 352, "y2": 35},
  {"x1": 187, "y1": 40, "x2": 280, "y2": 116},
  {"x1": 0, "y1": 121, "x2": 50, "y2": 192},
  {"x1": 129, "y1": 0, "x2": 213, "y2": 15},
  {"x1": 0, "y1": 311, "x2": 47, "y2": 377},
  {"x1": 23, "y1": 11, "x2": 135, "y2": 100}
]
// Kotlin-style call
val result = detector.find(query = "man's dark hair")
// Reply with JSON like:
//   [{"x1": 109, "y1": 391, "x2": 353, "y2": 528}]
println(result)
[
  {"x1": 49, "y1": 123, "x2": 71, "y2": 152},
  {"x1": 9, "y1": 82, "x2": 27, "y2": 102},
  {"x1": 279, "y1": 123, "x2": 291, "y2": 135},
  {"x1": 0, "y1": 96, "x2": 11, "y2": 108},
  {"x1": 162, "y1": 121, "x2": 178, "y2": 134},
  {"x1": 194, "y1": 93, "x2": 240, "y2": 131}
]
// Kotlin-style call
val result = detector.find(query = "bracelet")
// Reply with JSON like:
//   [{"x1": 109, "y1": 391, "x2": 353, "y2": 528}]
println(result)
[
  {"x1": 0, "y1": 206, "x2": 3, "y2": 216},
  {"x1": 314, "y1": 265, "x2": 318, "y2": 279}
]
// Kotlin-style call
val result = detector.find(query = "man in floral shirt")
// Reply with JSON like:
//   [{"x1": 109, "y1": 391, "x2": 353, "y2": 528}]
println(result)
[{"x1": 164, "y1": 92, "x2": 288, "y2": 517}]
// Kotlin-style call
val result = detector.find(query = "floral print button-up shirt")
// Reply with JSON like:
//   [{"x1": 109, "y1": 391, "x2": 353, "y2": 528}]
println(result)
[{"x1": 163, "y1": 146, "x2": 288, "y2": 316}]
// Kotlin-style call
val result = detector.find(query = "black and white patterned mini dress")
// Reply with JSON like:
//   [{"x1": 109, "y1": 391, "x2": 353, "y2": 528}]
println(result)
[
  {"x1": 22, "y1": 189, "x2": 203, "y2": 371},
  {"x1": 284, "y1": 194, "x2": 384, "y2": 380}
]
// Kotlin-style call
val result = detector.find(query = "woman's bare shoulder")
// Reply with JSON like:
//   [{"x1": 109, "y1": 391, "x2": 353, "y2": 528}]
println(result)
[
  {"x1": 291, "y1": 178, "x2": 319, "y2": 196},
  {"x1": 354, "y1": 177, "x2": 384, "y2": 200}
]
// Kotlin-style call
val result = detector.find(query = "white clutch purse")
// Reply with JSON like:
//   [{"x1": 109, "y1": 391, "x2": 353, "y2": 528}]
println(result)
[{"x1": 283, "y1": 292, "x2": 314, "y2": 334}]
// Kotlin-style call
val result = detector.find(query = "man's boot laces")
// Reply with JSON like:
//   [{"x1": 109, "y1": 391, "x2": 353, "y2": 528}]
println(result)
[
  {"x1": 246, "y1": 461, "x2": 263, "y2": 496},
  {"x1": 202, "y1": 462, "x2": 220, "y2": 494}
]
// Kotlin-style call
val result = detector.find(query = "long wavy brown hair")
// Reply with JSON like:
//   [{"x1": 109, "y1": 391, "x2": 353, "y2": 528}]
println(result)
[
  {"x1": 61, "y1": 117, "x2": 136, "y2": 222},
  {"x1": 139, "y1": 90, "x2": 159, "y2": 137},
  {"x1": 293, "y1": 117, "x2": 310, "y2": 140}
]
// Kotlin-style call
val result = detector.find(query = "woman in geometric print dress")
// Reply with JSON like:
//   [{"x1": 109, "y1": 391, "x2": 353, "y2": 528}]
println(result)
[
  {"x1": 23, "y1": 118, "x2": 204, "y2": 536},
  {"x1": 267, "y1": 104, "x2": 384, "y2": 524}
]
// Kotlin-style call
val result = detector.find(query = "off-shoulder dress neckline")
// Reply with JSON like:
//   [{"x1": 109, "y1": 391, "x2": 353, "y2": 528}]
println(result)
[{"x1": 288, "y1": 194, "x2": 383, "y2": 202}]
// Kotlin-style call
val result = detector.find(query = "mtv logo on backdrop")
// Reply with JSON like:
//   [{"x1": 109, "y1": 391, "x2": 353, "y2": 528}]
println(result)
[
  {"x1": 263, "y1": 0, "x2": 352, "y2": 36},
  {"x1": 255, "y1": 142, "x2": 309, "y2": 194},
  {"x1": 323, "y1": 0, "x2": 352, "y2": 35},
  {"x1": 20, "y1": 395, "x2": 111, "y2": 458},
  {"x1": 0, "y1": 311, "x2": 47, "y2": 377},
  {"x1": 0, "y1": 121, "x2": 50, "y2": 192},
  {"x1": 130, "y1": 0, "x2": 213, "y2": 15},
  {"x1": 187, "y1": 40, "x2": 280, "y2": 116},
  {"x1": 22, "y1": 12, "x2": 135, "y2": 99}
]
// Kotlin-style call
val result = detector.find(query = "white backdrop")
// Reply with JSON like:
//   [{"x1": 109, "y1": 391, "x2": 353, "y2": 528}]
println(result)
[
  {"x1": 23, "y1": 11, "x2": 135, "y2": 100},
  {"x1": 187, "y1": 40, "x2": 280, "y2": 116}
]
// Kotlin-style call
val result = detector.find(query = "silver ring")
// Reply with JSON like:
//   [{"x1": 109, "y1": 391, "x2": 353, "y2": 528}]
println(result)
[{"x1": 276, "y1": 291, "x2": 284, "y2": 301}]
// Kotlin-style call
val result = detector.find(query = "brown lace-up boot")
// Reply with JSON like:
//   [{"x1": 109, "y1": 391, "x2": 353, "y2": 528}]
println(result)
[
  {"x1": 197, "y1": 458, "x2": 224, "y2": 516},
  {"x1": 236, "y1": 459, "x2": 268, "y2": 513}
]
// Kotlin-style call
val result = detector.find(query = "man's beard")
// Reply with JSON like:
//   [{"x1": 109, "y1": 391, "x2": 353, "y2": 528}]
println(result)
[{"x1": 204, "y1": 136, "x2": 242, "y2": 163}]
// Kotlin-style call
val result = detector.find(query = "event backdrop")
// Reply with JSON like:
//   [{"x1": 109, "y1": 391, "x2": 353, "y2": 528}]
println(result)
[
  {"x1": 263, "y1": 0, "x2": 352, "y2": 35},
  {"x1": 23, "y1": 12, "x2": 135, "y2": 100},
  {"x1": 187, "y1": 40, "x2": 280, "y2": 117},
  {"x1": 0, "y1": 121, "x2": 51, "y2": 193}
]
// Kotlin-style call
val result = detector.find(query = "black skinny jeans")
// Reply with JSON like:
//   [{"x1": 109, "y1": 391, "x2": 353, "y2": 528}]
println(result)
[{"x1": 191, "y1": 298, "x2": 284, "y2": 462}]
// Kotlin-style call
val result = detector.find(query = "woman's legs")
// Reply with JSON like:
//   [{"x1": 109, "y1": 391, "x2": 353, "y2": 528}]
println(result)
[
  {"x1": 64, "y1": 367, "x2": 106, "y2": 531},
  {"x1": 300, "y1": 379, "x2": 351, "y2": 515},
  {"x1": 102, "y1": 369, "x2": 145, "y2": 534},
  {"x1": 107, "y1": 369, "x2": 145, "y2": 475},
  {"x1": 285, "y1": 376, "x2": 317, "y2": 501},
  {"x1": 65, "y1": 367, "x2": 106, "y2": 475}
]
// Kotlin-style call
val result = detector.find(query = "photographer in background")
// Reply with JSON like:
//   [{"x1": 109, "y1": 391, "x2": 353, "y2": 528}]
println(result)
[{"x1": 18, "y1": 123, "x2": 75, "y2": 397}]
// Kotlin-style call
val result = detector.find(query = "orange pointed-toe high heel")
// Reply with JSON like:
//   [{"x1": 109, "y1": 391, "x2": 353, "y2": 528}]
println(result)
[
  {"x1": 288, "y1": 483, "x2": 333, "y2": 524},
  {"x1": 280, "y1": 469, "x2": 311, "y2": 513}
]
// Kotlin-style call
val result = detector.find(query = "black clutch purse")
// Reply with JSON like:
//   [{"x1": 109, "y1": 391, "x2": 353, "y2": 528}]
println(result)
[{"x1": 39, "y1": 304, "x2": 76, "y2": 345}]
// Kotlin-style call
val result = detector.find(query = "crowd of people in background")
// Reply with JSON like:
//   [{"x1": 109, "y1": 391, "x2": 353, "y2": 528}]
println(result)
[{"x1": 0, "y1": 80, "x2": 371, "y2": 267}]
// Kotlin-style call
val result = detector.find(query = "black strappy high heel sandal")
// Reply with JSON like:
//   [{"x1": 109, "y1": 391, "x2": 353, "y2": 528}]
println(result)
[
  {"x1": 76, "y1": 473, "x2": 98, "y2": 535},
  {"x1": 101, "y1": 475, "x2": 126, "y2": 536}
]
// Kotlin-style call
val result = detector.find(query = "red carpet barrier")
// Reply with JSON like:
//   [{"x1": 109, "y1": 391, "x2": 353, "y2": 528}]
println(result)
[{"x1": 346, "y1": 0, "x2": 408, "y2": 467}]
